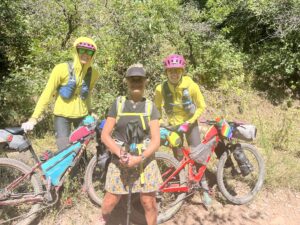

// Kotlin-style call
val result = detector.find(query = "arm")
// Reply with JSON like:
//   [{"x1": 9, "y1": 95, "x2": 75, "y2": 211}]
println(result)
[
  {"x1": 31, "y1": 64, "x2": 65, "y2": 119},
  {"x1": 154, "y1": 85, "x2": 163, "y2": 115},
  {"x1": 154, "y1": 85, "x2": 164, "y2": 124},
  {"x1": 101, "y1": 117, "x2": 123, "y2": 158},
  {"x1": 186, "y1": 83, "x2": 206, "y2": 124},
  {"x1": 142, "y1": 119, "x2": 160, "y2": 158}
]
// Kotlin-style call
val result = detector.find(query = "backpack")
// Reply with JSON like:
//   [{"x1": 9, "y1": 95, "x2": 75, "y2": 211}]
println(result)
[
  {"x1": 161, "y1": 81, "x2": 196, "y2": 116},
  {"x1": 116, "y1": 96, "x2": 153, "y2": 131},
  {"x1": 58, "y1": 61, "x2": 92, "y2": 100},
  {"x1": 115, "y1": 96, "x2": 153, "y2": 184}
]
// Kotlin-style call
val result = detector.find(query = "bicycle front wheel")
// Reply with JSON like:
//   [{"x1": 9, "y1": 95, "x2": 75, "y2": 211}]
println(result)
[
  {"x1": 0, "y1": 158, "x2": 43, "y2": 225},
  {"x1": 217, "y1": 143, "x2": 265, "y2": 204},
  {"x1": 84, "y1": 155, "x2": 106, "y2": 206},
  {"x1": 131, "y1": 151, "x2": 187, "y2": 225}
]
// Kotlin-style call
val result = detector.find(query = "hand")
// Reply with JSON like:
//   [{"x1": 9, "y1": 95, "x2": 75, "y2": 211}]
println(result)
[
  {"x1": 90, "y1": 112, "x2": 99, "y2": 120},
  {"x1": 119, "y1": 148, "x2": 130, "y2": 165},
  {"x1": 21, "y1": 118, "x2": 37, "y2": 132},
  {"x1": 126, "y1": 155, "x2": 142, "y2": 168},
  {"x1": 178, "y1": 122, "x2": 190, "y2": 133}
]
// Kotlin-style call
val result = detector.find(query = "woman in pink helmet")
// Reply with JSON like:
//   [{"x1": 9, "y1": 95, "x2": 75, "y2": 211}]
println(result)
[
  {"x1": 21, "y1": 37, "x2": 100, "y2": 151},
  {"x1": 154, "y1": 54, "x2": 212, "y2": 207}
]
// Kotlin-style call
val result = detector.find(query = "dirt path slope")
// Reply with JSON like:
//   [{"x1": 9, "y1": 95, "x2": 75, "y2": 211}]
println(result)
[{"x1": 39, "y1": 188, "x2": 300, "y2": 225}]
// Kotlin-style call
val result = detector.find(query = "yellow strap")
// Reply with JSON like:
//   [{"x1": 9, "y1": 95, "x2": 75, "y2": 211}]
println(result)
[
  {"x1": 116, "y1": 96, "x2": 152, "y2": 131},
  {"x1": 116, "y1": 96, "x2": 126, "y2": 122},
  {"x1": 118, "y1": 112, "x2": 147, "y2": 130},
  {"x1": 137, "y1": 144, "x2": 145, "y2": 184},
  {"x1": 140, "y1": 115, "x2": 146, "y2": 130}
]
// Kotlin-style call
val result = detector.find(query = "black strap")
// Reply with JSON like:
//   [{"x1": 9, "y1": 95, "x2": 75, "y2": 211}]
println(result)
[
  {"x1": 67, "y1": 61, "x2": 76, "y2": 80},
  {"x1": 84, "y1": 67, "x2": 92, "y2": 89},
  {"x1": 126, "y1": 120, "x2": 145, "y2": 144},
  {"x1": 162, "y1": 81, "x2": 173, "y2": 114}
]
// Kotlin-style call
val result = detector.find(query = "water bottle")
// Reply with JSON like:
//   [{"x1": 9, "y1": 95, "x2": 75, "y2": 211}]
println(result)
[
  {"x1": 233, "y1": 146, "x2": 253, "y2": 176},
  {"x1": 182, "y1": 89, "x2": 196, "y2": 115}
]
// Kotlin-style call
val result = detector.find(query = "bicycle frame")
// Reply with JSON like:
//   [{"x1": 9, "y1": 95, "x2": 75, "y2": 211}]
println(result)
[
  {"x1": 159, "y1": 125, "x2": 220, "y2": 193},
  {"x1": 0, "y1": 130, "x2": 95, "y2": 207}
]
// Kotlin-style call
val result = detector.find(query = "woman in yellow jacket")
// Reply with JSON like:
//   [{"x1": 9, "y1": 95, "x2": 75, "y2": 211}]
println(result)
[
  {"x1": 154, "y1": 54, "x2": 212, "y2": 207},
  {"x1": 21, "y1": 37, "x2": 100, "y2": 150}
]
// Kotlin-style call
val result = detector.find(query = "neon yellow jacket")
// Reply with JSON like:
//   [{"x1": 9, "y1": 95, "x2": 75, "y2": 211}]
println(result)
[
  {"x1": 31, "y1": 37, "x2": 100, "y2": 119},
  {"x1": 154, "y1": 76, "x2": 206, "y2": 125}
]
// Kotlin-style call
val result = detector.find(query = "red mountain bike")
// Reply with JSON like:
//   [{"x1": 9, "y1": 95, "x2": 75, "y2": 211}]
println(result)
[
  {"x1": 128, "y1": 118, "x2": 265, "y2": 224},
  {"x1": 78, "y1": 118, "x2": 265, "y2": 224}
]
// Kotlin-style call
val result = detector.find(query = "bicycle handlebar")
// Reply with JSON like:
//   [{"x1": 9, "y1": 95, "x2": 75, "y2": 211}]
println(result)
[{"x1": 199, "y1": 119, "x2": 246, "y2": 127}]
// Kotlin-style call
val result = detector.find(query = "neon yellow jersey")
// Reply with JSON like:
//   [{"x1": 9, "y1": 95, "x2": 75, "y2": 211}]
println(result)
[
  {"x1": 154, "y1": 76, "x2": 206, "y2": 125},
  {"x1": 31, "y1": 37, "x2": 100, "y2": 119}
]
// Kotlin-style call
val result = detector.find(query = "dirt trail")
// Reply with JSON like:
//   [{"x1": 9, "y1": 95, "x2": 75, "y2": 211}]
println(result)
[{"x1": 39, "y1": 188, "x2": 300, "y2": 225}]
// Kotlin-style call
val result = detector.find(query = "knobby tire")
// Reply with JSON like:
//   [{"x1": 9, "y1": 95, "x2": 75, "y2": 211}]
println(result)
[
  {"x1": 0, "y1": 158, "x2": 43, "y2": 225},
  {"x1": 217, "y1": 143, "x2": 265, "y2": 204},
  {"x1": 84, "y1": 155, "x2": 106, "y2": 206}
]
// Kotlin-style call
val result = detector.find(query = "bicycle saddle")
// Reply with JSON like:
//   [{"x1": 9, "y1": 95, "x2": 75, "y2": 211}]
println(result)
[{"x1": 4, "y1": 127, "x2": 25, "y2": 135}]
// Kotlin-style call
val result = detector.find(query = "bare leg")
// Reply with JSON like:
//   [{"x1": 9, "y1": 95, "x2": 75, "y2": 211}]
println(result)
[
  {"x1": 140, "y1": 192, "x2": 157, "y2": 225},
  {"x1": 101, "y1": 192, "x2": 122, "y2": 220}
]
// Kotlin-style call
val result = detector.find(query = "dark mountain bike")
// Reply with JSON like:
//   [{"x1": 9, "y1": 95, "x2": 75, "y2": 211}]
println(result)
[{"x1": 0, "y1": 116, "x2": 108, "y2": 225}]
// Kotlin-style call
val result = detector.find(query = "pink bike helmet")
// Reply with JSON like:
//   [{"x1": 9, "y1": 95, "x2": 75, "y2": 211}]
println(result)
[
  {"x1": 163, "y1": 54, "x2": 186, "y2": 69},
  {"x1": 76, "y1": 42, "x2": 96, "y2": 51}
]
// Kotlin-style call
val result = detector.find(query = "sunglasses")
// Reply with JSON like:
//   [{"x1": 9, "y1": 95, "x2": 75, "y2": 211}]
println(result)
[
  {"x1": 77, "y1": 48, "x2": 95, "y2": 56},
  {"x1": 166, "y1": 68, "x2": 184, "y2": 74},
  {"x1": 127, "y1": 76, "x2": 145, "y2": 83}
]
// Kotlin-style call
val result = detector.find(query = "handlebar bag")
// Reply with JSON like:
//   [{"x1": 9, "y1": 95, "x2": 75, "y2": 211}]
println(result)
[
  {"x1": 69, "y1": 126, "x2": 91, "y2": 143},
  {"x1": 233, "y1": 124, "x2": 257, "y2": 141}
]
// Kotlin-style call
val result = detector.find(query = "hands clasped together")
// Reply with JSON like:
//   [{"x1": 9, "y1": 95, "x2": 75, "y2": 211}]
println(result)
[{"x1": 119, "y1": 148, "x2": 142, "y2": 168}]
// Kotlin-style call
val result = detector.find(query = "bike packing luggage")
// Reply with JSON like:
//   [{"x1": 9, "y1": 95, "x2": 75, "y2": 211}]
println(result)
[
  {"x1": 41, "y1": 142, "x2": 81, "y2": 186},
  {"x1": 232, "y1": 124, "x2": 257, "y2": 141},
  {"x1": 189, "y1": 137, "x2": 217, "y2": 164},
  {"x1": 0, "y1": 129, "x2": 30, "y2": 151}
]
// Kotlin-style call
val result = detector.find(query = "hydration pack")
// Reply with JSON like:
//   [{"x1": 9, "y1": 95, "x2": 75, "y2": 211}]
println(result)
[
  {"x1": 162, "y1": 81, "x2": 196, "y2": 115},
  {"x1": 116, "y1": 96, "x2": 153, "y2": 130},
  {"x1": 115, "y1": 96, "x2": 153, "y2": 152},
  {"x1": 58, "y1": 61, "x2": 92, "y2": 100}
]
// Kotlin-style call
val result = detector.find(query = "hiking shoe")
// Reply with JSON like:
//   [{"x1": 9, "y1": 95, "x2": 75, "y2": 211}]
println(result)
[
  {"x1": 95, "y1": 216, "x2": 106, "y2": 225},
  {"x1": 92, "y1": 216, "x2": 107, "y2": 225},
  {"x1": 202, "y1": 191, "x2": 212, "y2": 209}
]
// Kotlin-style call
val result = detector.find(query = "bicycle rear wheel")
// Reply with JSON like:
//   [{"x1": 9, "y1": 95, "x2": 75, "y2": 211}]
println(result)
[
  {"x1": 131, "y1": 151, "x2": 187, "y2": 224},
  {"x1": 84, "y1": 155, "x2": 106, "y2": 206},
  {"x1": 217, "y1": 143, "x2": 265, "y2": 204},
  {"x1": 0, "y1": 158, "x2": 43, "y2": 225}
]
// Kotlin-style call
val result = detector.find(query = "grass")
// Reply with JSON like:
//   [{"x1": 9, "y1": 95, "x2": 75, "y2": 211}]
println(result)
[{"x1": 202, "y1": 87, "x2": 300, "y2": 191}]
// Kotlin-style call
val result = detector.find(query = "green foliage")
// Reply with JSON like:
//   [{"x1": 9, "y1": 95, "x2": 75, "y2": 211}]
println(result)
[{"x1": 214, "y1": 0, "x2": 300, "y2": 102}]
